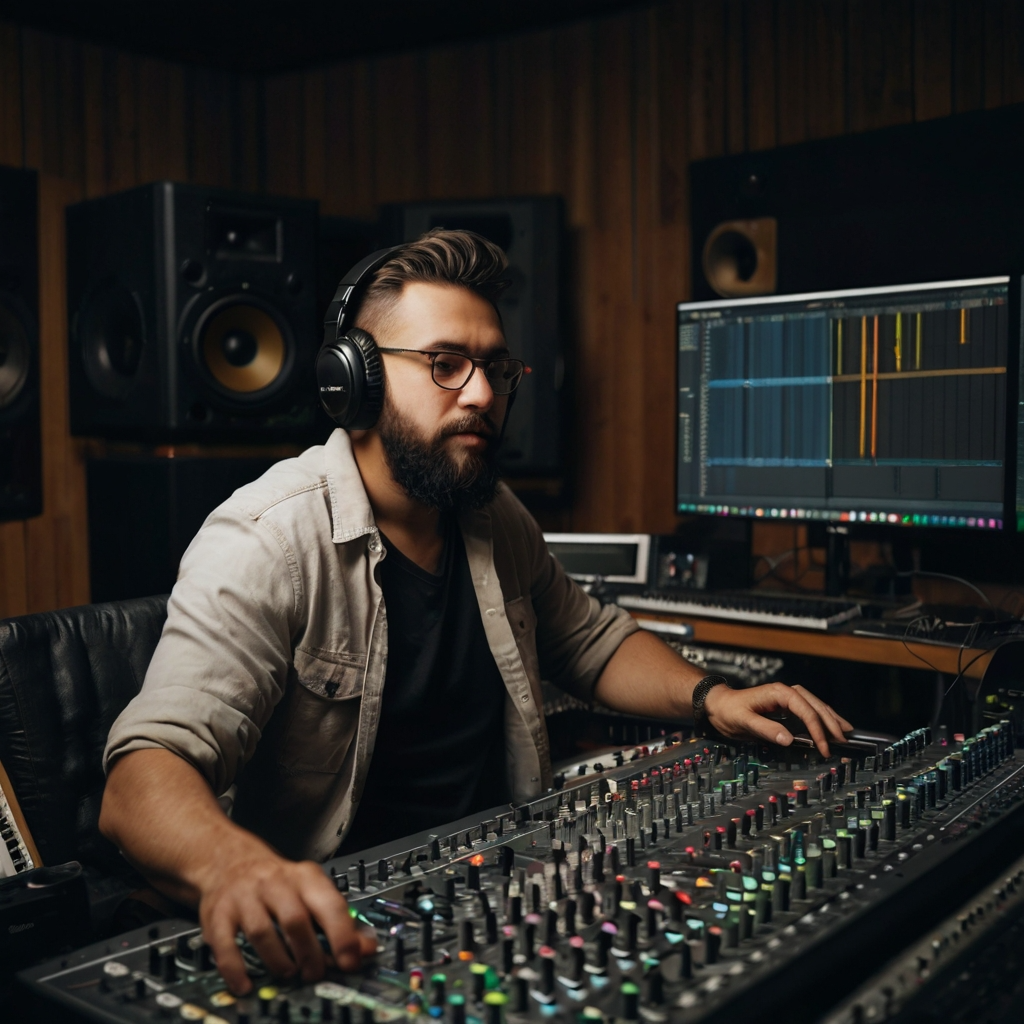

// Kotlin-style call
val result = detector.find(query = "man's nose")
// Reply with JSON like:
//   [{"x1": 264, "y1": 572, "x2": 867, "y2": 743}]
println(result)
[{"x1": 458, "y1": 365, "x2": 495, "y2": 411}]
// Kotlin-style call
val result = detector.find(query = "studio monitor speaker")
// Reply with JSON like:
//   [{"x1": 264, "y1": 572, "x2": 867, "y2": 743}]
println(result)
[
  {"x1": 691, "y1": 104, "x2": 1024, "y2": 301},
  {"x1": 67, "y1": 182, "x2": 319, "y2": 441},
  {"x1": 381, "y1": 197, "x2": 566, "y2": 480},
  {"x1": 0, "y1": 166, "x2": 40, "y2": 522}
]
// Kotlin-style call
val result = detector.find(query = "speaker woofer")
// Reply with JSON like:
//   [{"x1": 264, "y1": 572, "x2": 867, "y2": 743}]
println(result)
[
  {"x1": 79, "y1": 283, "x2": 145, "y2": 400},
  {"x1": 0, "y1": 300, "x2": 31, "y2": 411},
  {"x1": 702, "y1": 217, "x2": 778, "y2": 298},
  {"x1": 195, "y1": 297, "x2": 290, "y2": 398}
]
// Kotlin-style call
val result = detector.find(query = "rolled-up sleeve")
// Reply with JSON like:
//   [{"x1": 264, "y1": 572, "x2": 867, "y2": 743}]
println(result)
[
  {"x1": 510, "y1": 501, "x2": 638, "y2": 702},
  {"x1": 103, "y1": 502, "x2": 302, "y2": 796}
]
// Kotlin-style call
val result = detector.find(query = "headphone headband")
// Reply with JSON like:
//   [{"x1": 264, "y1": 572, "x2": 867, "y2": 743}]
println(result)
[{"x1": 321, "y1": 245, "x2": 403, "y2": 347}]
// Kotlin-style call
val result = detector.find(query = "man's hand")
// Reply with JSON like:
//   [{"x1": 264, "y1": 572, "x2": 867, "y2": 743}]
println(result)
[
  {"x1": 100, "y1": 750, "x2": 377, "y2": 996},
  {"x1": 703, "y1": 682, "x2": 852, "y2": 757},
  {"x1": 197, "y1": 851, "x2": 377, "y2": 995}
]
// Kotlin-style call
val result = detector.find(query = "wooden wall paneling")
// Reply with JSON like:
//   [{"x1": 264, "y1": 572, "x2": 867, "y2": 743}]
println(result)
[
  {"x1": 322, "y1": 62, "x2": 375, "y2": 218},
  {"x1": 775, "y1": 0, "x2": 809, "y2": 146},
  {"x1": 951, "y1": 0, "x2": 986, "y2": 113},
  {"x1": 983, "y1": 0, "x2": 1024, "y2": 107},
  {"x1": 845, "y1": 0, "x2": 915, "y2": 133},
  {"x1": 25, "y1": 175, "x2": 89, "y2": 613},
  {"x1": 722, "y1": 0, "x2": 747, "y2": 154},
  {"x1": 301, "y1": 69, "x2": 327, "y2": 202},
  {"x1": 0, "y1": 22, "x2": 21, "y2": 167},
  {"x1": 744, "y1": 0, "x2": 778, "y2": 150},
  {"x1": 0, "y1": 521, "x2": 28, "y2": 619},
  {"x1": 595, "y1": 13, "x2": 643, "y2": 531},
  {"x1": 912, "y1": 0, "x2": 952, "y2": 122},
  {"x1": 189, "y1": 68, "x2": 237, "y2": 189},
  {"x1": 498, "y1": 31, "x2": 556, "y2": 196},
  {"x1": 136, "y1": 56, "x2": 188, "y2": 185},
  {"x1": 425, "y1": 43, "x2": 495, "y2": 198},
  {"x1": 804, "y1": 0, "x2": 846, "y2": 139},
  {"x1": 688, "y1": 1, "x2": 728, "y2": 162},
  {"x1": 231, "y1": 75, "x2": 262, "y2": 194},
  {"x1": 263, "y1": 72, "x2": 305, "y2": 198},
  {"x1": 634, "y1": 5, "x2": 681, "y2": 535},
  {"x1": 20, "y1": 29, "x2": 86, "y2": 185},
  {"x1": 370, "y1": 52, "x2": 429, "y2": 204},
  {"x1": 555, "y1": 21, "x2": 598, "y2": 231},
  {"x1": 106, "y1": 51, "x2": 141, "y2": 193},
  {"x1": 81, "y1": 43, "x2": 106, "y2": 197}
]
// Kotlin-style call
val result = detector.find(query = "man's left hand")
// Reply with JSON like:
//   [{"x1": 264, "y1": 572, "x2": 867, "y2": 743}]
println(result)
[{"x1": 703, "y1": 682, "x2": 852, "y2": 757}]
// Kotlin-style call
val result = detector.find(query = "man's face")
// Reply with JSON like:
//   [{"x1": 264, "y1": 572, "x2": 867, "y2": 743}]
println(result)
[{"x1": 373, "y1": 282, "x2": 510, "y2": 512}]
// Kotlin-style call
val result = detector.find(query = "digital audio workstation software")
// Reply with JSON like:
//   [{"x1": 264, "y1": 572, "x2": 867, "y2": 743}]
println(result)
[{"x1": 677, "y1": 277, "x2": 1012, "y2": 530}]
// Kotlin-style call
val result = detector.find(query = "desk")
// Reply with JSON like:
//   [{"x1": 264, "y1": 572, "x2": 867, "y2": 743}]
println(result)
[{"x1": 630, "y1": 612, "x2": 996, "y2": 678}]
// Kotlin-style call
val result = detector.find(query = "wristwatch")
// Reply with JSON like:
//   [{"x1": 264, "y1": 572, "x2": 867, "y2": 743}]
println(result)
[{"x1": 691, "y1": 674, "x2": 731, "y2": 737}]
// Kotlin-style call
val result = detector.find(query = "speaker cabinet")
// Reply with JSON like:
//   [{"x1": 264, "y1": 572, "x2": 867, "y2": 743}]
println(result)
[
  {"x1": 87, "y1": 454, "x2": 280, "y2": 602},
  {"x1": 0, "y1": 166, "x2": 40, "y2": 522},
  {"x1": 691, "y1": 104, "x2": 1024, "y2": 301},
  {"x1": 67, "y1": 182, "x2": 319, "y2": 441},
  {"x1": 381, "y1": 197, "x2": 566, "y2": 480}
]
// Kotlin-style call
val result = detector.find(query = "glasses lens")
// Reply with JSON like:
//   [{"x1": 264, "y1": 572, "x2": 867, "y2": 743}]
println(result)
[
  {"x1": 431, "y1": 352, "x2": 472, "y2": 388},
  {"x1": 484, "y1": 359, "x2": 524, "y2": 395}
]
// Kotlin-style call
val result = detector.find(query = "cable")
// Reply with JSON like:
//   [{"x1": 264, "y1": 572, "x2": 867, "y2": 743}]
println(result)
[{"x1": 895, "y1": 569, "x2": 993, "y2": 608}]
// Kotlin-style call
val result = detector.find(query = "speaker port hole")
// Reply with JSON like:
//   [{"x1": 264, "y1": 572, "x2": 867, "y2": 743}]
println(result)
[
  {"x1": 180, "y1": 259, "x2": 206, "y2": 286},
  {"x1": 188, "y1": 401, "x2": 210, "y2": 422}
]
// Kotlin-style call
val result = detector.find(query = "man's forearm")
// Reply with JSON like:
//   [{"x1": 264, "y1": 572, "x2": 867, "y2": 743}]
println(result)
[
  {"x1": 99, "y1": 748, "x2": 275, "y2": 906},
  {"x1": 592, "y1": 630, "x2": 705, "y2": 718}
]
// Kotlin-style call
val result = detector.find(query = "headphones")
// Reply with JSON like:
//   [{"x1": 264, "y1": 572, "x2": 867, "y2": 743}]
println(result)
[
  {"x1": 316, "y1": 246, "x2": 401, "y2": 429},
  {"x1": 316, "y1": 244, "x2": 520, "y2": 433}
]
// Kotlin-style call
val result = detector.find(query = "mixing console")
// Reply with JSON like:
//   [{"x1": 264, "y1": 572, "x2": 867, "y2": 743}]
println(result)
[{"x1": 20, "y1": 722, "x2": 1024, "y2": 1024}]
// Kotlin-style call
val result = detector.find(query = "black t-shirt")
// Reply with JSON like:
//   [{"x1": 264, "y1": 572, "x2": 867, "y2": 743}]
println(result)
[{"x1": 337, "y1": 519, "x2": 509, "y2": 854}]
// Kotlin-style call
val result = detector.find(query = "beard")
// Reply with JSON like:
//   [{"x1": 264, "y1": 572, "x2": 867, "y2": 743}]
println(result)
[{"x1": 377, "y1": 397, "x2": 502, "y2": 513}]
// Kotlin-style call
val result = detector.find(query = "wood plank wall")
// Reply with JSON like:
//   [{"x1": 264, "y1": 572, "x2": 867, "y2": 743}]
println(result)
[
  {"x1": 1, "y1": 1, "x2": 1023, "y2": 619},
  {"x1": 0, "y1": 25, "x2": 262, "y2": 619}
]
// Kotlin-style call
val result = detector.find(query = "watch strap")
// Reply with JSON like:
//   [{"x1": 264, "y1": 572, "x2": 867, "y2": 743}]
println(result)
[{"x1": 691, "y1": 674, "x2": 730, "y2": 737}]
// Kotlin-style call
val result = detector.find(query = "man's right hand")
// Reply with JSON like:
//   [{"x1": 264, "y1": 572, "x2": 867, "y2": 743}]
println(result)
[
  {"x1": 196, "y1": 850, "x2": 377, "y2": 995},
  {"x1": 99, "y1": 750, "x2": 376, "y2": 996}
]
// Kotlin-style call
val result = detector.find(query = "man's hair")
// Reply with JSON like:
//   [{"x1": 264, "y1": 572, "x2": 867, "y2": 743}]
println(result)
[{"x1": 355, "y1": 228, "x2": 509, "y2": 339}]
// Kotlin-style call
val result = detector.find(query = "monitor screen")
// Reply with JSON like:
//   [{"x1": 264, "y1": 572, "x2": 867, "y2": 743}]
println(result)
[{"x1": 677, "y1": 277, "x2": 1010, "y2": 530}]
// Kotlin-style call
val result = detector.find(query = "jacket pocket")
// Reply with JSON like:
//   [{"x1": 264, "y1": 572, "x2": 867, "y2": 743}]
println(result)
[{"x1": 275, "y1": 650, "x2": 365, "y2": 773}]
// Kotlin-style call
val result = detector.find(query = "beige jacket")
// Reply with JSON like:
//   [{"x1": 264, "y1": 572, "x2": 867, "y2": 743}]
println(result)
[{"x1": 103, "y1": 429, "x2": 638, "y2": 861}]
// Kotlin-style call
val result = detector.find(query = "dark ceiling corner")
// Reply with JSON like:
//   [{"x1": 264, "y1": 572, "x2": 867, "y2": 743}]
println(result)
[{"x1": 0, "y1": 0, "x2": 651, "y2": 74}]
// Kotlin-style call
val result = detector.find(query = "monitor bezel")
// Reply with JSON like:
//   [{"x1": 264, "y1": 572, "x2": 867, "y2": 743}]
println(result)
[{"x1": 675, "y1": 275, "x2": 1017, "y2": 533}]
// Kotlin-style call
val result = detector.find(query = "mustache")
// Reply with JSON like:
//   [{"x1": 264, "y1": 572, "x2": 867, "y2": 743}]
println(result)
[{"x1": 440, "y1": 415, "x2": 499, "y2": 440}]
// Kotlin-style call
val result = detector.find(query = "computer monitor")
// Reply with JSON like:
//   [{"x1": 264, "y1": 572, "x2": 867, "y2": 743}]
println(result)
[{"x1": 676, "y1": 277, "x2": 1012, "y2": 531}]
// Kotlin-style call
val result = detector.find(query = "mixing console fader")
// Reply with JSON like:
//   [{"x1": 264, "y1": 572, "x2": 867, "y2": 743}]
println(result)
[{"x1": 20, "y1": 722, "x2": 1024, "y2": 1024}]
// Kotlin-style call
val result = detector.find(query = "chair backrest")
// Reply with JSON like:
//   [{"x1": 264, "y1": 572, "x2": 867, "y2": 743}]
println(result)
[{"x1": 0, "y1": 596, "x2": 168, "y2": 873}]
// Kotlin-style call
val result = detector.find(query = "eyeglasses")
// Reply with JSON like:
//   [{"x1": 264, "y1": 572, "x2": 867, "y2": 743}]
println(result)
[{"x1": 377, "y1": 347, "x2": 528, "y2": 395}]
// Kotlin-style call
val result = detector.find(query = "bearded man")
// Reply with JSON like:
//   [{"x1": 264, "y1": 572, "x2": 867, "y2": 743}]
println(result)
[{"x1": 100, "y1": 229, "x2": 852, "y2": 995}]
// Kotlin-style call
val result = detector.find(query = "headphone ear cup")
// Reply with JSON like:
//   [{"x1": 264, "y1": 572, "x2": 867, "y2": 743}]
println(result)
[
  {"x1": 346, "y1": 328, "x2": 384, "y2": 429},
  {"x1": 315, "y1": 327, "x2": 384, "y2": 429}
]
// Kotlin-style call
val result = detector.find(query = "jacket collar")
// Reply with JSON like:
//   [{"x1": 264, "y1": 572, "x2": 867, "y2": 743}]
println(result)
[{"x1": 323, "y1": 429, "x2": 378, "y2": 544}]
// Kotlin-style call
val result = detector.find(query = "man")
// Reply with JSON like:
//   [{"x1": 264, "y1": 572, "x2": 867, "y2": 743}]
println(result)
[{"x1": 100, "y1": 229, "x2": 851, "y2": 996}]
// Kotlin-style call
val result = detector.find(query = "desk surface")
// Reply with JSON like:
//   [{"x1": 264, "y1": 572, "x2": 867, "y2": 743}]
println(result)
[{"x1": 631, "y1": 611, "x2": 996, "y2": 678}]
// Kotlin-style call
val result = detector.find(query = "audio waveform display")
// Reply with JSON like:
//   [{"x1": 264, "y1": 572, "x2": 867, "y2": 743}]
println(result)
[{"x1": 677, "y1": 278, "x2": 1010, "y2": 530}]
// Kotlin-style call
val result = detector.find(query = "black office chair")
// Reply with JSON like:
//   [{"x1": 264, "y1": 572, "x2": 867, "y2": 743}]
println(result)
[{"x1": 0, "y1": 596, "x2": 168, "y2": 884}]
